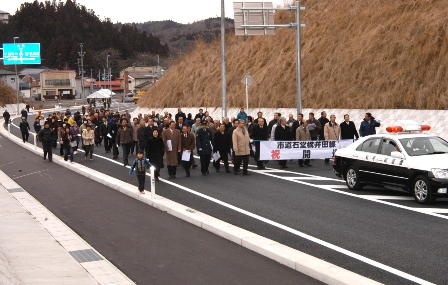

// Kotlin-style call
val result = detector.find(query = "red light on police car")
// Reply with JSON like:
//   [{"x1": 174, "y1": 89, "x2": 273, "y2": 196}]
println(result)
[
  {"x1": 386, "y1": 126, "x2": 403, "y2": 133},
  {"x1": 420, "y1": 125, "x2": 431, "y2": 131}
]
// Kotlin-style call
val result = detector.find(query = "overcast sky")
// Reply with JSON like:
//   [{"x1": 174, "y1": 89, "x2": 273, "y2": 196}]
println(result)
[{"x1": 3, "y1": 0, "x2": 285, "y2": 24}]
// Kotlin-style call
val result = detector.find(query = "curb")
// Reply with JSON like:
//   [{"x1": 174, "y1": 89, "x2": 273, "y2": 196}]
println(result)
[{"x1": 1, "y1": 117, "x2": 383, "y2": 285}]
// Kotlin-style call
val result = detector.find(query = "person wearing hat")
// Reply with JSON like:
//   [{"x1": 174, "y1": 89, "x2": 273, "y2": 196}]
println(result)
[
  {"x1": 196, "y1": 121, "x2": 213, "y2": 176},
  {"x1": 82, "y1": 124, "x2": 95, "y2": 160},
  {"x1": 38, "y1": 121, "x2": 56, "y2": 162},
  {"x1": 19, "y1": 117, "x2": 30, "y2": 143}
]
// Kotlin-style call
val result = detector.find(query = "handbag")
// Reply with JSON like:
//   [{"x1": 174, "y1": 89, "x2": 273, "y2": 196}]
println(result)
[{"x1": 70, "y1": 141, "x2": 77, "y2": 148}]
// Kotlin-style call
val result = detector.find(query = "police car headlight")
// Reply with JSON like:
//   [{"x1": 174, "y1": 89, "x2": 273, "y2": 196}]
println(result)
[{"x1": 431, "y1": 168, "x2": 448, "y2": 179}]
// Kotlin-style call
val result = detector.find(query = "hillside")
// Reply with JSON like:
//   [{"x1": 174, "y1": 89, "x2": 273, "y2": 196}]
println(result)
[
  {"x1": 140, "y1": 0, "x2": 448, "y2": 110},
  {"x1": 130, "y1": 18, "x2": 234, "y2": 55}
]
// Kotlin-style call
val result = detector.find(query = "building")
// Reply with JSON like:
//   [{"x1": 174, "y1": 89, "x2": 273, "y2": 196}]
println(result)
[
  {"x1": 0, "y1": 10, "x2": 10, "y2": 24},
  {"x1": 40, "y1": 70, "x2": 76, "y2": 100},
  {"x1": 0, "y1": 69, "x2": 18, "y2": 90},
  {"x1": 120, "y1": 66, "x2": 160, "y2": 95}
]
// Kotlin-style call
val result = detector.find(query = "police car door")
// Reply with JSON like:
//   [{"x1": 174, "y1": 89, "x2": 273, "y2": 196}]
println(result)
[
  {"x1": 355, "y1": 137, "x2": 382, "y2": 182},
  {"x1": 375, "y1": 138, "x2": 408, "y2": 187}
]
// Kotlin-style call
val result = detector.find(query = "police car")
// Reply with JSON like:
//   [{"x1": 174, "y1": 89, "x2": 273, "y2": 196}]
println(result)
[{"x1": 333, "y1": 120, "x2": 448, "y2": 204}]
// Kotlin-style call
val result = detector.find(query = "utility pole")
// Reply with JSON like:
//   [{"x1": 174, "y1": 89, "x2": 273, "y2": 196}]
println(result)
[
  {"x1": 78, "y1": 43, "x2": 85, "y2": 102},
  {"x1": 13, "y1": 36, "x2": 19, "y2": 115},
  {"x1": 221, "y1": 0, "x2": 227, "y2": 119}
]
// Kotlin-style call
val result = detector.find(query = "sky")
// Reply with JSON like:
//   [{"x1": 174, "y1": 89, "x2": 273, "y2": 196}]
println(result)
[{"x1": 2, "y1": 0, "x2": 286, "y2": 24}]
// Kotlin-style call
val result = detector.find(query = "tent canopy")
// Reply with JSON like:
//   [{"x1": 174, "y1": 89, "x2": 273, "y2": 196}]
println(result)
[{"x1": 86, "y1": 89, "x2": 116, "y2": 99}]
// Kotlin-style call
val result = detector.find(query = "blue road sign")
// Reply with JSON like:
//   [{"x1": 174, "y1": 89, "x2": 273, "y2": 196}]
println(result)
[{"x1": 2, "y1": 43, "x2": 41, "y2": 65}]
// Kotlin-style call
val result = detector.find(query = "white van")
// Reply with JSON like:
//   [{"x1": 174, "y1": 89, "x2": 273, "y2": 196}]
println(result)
[{"x1": 123, "y1": 93, "x2": 134, "y2": 103}]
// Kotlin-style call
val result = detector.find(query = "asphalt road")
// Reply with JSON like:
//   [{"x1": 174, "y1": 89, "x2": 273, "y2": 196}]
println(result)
[
  {"x1": 6, "y1": 107, "x2": 448, "y2": 284},
  {"x1": 0, "y1": 123, "x2": 322, "y2": 285}
]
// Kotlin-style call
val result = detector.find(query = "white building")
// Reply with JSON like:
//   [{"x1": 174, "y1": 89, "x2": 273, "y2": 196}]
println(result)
[{"x1": 0, "y1": 10, "x2": 9, "y2": 24}]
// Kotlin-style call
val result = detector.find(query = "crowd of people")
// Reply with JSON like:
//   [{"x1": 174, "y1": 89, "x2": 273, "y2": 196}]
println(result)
[{"x1": 3, "y1": 106, "x2": 381, "y2": 181}]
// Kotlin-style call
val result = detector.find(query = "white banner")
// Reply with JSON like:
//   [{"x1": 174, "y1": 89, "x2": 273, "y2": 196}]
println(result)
[{"x1": 260, "y1": 140, "x2": 353, "y2": 160}]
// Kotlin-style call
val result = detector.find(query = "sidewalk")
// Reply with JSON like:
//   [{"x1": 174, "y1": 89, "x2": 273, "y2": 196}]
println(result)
[{"x1": 0, "y1": 170, "x2": 133, "y2": 285}]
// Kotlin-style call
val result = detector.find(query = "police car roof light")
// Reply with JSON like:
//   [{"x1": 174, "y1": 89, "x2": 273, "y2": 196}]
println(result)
[
  {"x1": 386, "y1": 126, "x2": 403, "y2": 133},
  {"x1": 420, "y1": 125, "x2": 431, "y2": 131}
]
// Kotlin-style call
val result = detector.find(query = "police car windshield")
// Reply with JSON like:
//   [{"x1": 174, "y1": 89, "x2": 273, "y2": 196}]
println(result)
[{"x1": 399, "y1": 137, "x2": 448, "y2": 156}]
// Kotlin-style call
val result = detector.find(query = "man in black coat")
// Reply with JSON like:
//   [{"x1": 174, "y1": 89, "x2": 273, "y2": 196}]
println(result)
[
  {"x1": 109, "y1": 118, "x2": 120, "y2": 158},
  {"x1": 196, "y1": 122, "x2": 213, "y2": 175},
  {"x1": 274, "y1": 117, "x2": 291, "y2": 169},
  {"x1": 19, "y1": 117, "x2": 30, "y2": 143},
  {"x1": 21, "y1": 108, "x2": 28, "y2": 121},
  {"x1": 268, "y1": 112, "x2": 280, "y2": 136},
  {"x1": 213, "y1": 123, "x2": 231, "y2": 173},
  {"x1": 340, "y1": 114, "x2": 359, "y2": 140},
  {"x1": 3, "y1": 110, "x2": 11, "y2": 126},
  {"x1": 100, "y1": 117, "x2": 111, "y2": 153},
  {"x1": 38, "y1": 121, "x2": 55, "y2": 162},
  {"x1": 318, "y1": 111, "x2": 330, "y2": 163},
  {"x1": 291, "y1": 113, "x2": 303, "y2": 140},
  {"x1": 251, "y1": 119, "x2": 269, "y2": 170}
]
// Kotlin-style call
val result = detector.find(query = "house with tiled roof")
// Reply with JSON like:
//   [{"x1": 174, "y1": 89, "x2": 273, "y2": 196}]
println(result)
[
  {"x1": 0, "y1": 10, "x2": 10, "y2": 24},
  {"x1": 40, "y1": 70, "x2": 76, "y2": 100}
]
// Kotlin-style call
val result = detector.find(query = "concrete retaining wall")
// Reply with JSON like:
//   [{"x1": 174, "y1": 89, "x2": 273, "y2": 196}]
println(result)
[{"x1": 131, "y1": 107, "x2": 448, "y2": 140}]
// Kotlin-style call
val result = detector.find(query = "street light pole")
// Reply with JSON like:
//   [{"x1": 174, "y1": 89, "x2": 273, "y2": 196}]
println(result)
[
  {"x1": 78, "y1": 43, "x2": 85, "y2": 102},
  {"x1": 13, "y1": 36, "x2": 19, "y2": 115},
  {"x1": 104, "y1": 54, "x2": 110, "y2": 95},
  {"x1": 221, "y1": 0, "x2": 227, "y2": 119}
]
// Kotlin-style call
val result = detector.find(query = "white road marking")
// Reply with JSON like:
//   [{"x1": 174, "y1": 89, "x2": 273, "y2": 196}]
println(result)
[
  {"x1": 159, "y1": 178, "x2": 434, "y2": 285},
  {"x1": 359, "y1": 196, "x2": 415, "y2": 200}
]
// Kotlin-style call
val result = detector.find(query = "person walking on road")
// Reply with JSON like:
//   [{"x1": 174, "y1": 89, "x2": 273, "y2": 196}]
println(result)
[
  {"x1": 147, "y1": 129, "x2": 164, "y2": 181},
  {"x1": 196, "y1": 121, "x2": 213, "y2": 176},
  {"x1": 62, "y1": 126, "x2": 74, "y2": 163},
  {"x1": 19, "y1": 117, "x2": 30, "y2": 143},
  {"x1": 129, "y1": 150, "x2": 153, "y2": 194},
  {"x1": 137, "y1": 121, "x2": 148, "y2": 154},
  {"x1": 33, "y1": 118, "x2": 42, "y2": 141},
  {"x1": 21, "y1": 108, "x2": 28, "y2": 121},
  {"x1": 110, "y1": 117, "x2": 120, "y2": 158},
  {"x1": 70, "y1": 122, "x2": 80, "y2": 154},
  {"x1": 296, "y1": 120, "x2": 312, "y2": 167},
  {"x1": 2, "y1": 110, "x2": 10, "y2": 127},
  {"x1": 116, "y1": 118, "x2": 134, "y2": 166},
  {"x1": 251, "y1": 118, "x2": 269, "y2": 170},
  {"x1": 82, "y1": 124, "x2": 95, "y2": 161},
  {"x1": 232, "y1": 119, "x2": 251, "y2": 175},
  {"x1": 162, "y1": 121, "x2": 182, "y2": 179},
  {"x1": 100, "y1": 117, "x2": 111, "y2": 153},
  {"x1": 274, "y1": 117, "x2": 292, "y2": 169},
  {"x1": 213, "y1": 123, "x2": 231, "y2": 173},
  {"x1": 318, "y1": 111, "x2": 330, "y2": 164},
  {"x1": 38, "y1": 121, "x2": 55, "y2": 162},
  {"x1": 359, "y1": 112, "x2": 381, "y2": 137},
  {"x1": 181, "y1": 125, "x2": 196, "y2": 177},
  {"x1": 340, "y1": 114, "x2": 359, "y2": 140},
  {"x1": 130, "y1": 118, "x2": 140, "y2": 155},
  {"x1": 324, "y1": 115, "x2": 341, "y2": 164}
]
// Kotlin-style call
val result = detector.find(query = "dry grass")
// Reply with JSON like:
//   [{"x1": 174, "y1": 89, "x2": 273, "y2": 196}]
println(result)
[
  {"x1": 140, "y1": 0, "x2": 448, "y2": 109},
  {"x1": 0, "y1": 81, "x2": 16, "y2": 107}
]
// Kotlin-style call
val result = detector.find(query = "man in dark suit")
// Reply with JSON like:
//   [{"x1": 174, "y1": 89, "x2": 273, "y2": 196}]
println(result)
[
  {"x1": 176, "y1": 117, "x2": 186, "y2": 131},
  {"x1": 251, "y1": 118, "x2": 269, "y2": 170},
  {"x1": 181, "y1": 125, "x2": 196, "y2": 177},
  {"x1": 274, "y1": 117, "x2": 292, "y2": 169},
  {"x1": 196, "y1": 121, "x2": 213, "y2": 176},
  {"x1": 213, "y1": 123, "x2": 232, "y2": 173},
  {"x1": 340, "y1": 114, "x2": 359, "y2": 140},
  {"x1": 291, "y1": 113, "x2": 303, "y2": 141}
]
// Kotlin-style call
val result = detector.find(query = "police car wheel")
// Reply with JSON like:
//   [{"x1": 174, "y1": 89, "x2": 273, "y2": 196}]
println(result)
[
  {"x1": 345, "y1": 166, "x2": 363, "y2": 190},
  {"x1": 412, "y1": 176, "x2": 436, "y2": 204}
]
